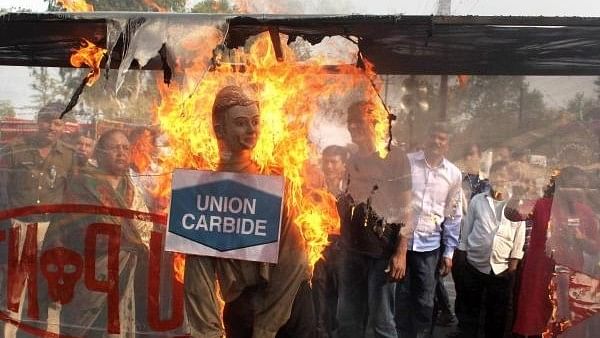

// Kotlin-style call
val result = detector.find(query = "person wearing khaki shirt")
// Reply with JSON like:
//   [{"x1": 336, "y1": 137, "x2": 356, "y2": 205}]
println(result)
[
  {"x1": 0, "y1": 102, "x2": 74, "y2": 337},
  {"x1": 2, "y1": 103, "x2": 74, "y2": 211},
  {"x1": 455, "y1": 160, "x2": 525, "y2": 338}
]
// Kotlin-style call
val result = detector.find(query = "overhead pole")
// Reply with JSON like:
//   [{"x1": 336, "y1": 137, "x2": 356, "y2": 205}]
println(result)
[{"x1": 437, "y1": 0, "x2": 451, "y2": 121}]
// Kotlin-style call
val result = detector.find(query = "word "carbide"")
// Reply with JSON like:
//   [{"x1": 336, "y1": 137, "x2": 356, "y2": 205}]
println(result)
[{"x1": 180, "y1": 194, "x2": 268, "y2": 236}]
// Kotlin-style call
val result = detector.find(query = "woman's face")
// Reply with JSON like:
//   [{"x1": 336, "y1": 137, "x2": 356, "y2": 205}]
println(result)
[{"x1": 98, "y1": 132, "x2": 131, "y2": 176}]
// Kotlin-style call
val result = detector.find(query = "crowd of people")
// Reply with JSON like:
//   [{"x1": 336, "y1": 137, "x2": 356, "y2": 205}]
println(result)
[
  {"x1": 0, "y1": 88, "x2": 598, "y2": 338},
  {"x1": 308, "y1": 114, "x2": 600, "y2": 338}
]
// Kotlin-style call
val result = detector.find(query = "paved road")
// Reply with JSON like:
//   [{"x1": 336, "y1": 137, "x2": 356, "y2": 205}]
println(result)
[{"x1": 432, "y1": 274, "x2": 458, "y2": 338}]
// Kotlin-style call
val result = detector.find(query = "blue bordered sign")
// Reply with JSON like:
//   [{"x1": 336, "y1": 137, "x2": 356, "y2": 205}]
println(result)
[{"x1": 165, "y1": 169, "x2": 284, "y2": 263}]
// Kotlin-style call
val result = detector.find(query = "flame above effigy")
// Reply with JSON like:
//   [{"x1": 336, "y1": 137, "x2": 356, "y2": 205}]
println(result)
[
  {"x1": 69, "y1": 39, "x2": 107, "y2": 86},
  {"x1": 56, "y1": 0, "x2": 94, "y2": 12},
  {"x1": 154, "y1": 29, "x2": 390, "y2": 283}
]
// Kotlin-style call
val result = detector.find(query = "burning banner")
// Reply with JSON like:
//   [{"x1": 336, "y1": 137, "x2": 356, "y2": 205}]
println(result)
[
  {"x1": 70, "y1": 39, "x2": 107, "y2": 87},
  {"x1": 6, "y1": 7, "x2": 600, "y2": 338},
  {"x1": 0, "y1": 13, "x2": 404, "y2": 337},
  {"x1": 543, "y1": 180, "x2": 600, "y2": 336},
  {"x1": 545, "y1": 269, "x2": 600, "y2": 337}
]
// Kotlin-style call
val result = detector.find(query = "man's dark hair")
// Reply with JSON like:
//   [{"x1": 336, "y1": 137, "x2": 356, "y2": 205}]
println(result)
[
  {"x1": 74, "y1": 127, "x2": 95, "y2": 140},
  {"x1": 489, "y1": 160, "x2": 509, "y2": 175},
  {"x1": 322, "y1": 145, "x2": 349, "y2": 163},
  {"x1": 212, "y1": 85, "x2": 258, "y2": 131},
  {"x1": 464, "y1": 143, "x2": 481, "y2": 157},
  {"x1": 37, "y1": 102, "x2": 65, "y2": 122},
  {"x1": 347, "y1": 101, "x2": 376, "y2": 121},
  {"x1": 427, "y1": 122, "x2": 450, "y2": 137}
]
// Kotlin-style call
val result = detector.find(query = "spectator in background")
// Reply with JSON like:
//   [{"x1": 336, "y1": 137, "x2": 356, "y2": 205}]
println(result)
[
  {"x1": 460, "y1": 143, "x2": 489, "y2": 199},
  {"x1": 321, "y1": 145, "x2": 349, "y2": 196},
  {"x1": 0, "y1": 102, "x2": 75, "y2": 336},
  {"x1": 396, "y1": 123, "x2": 462, "y2": 338},
  {"x1": 462, "y1": 143, "x2": 481, "y2": 176},
  {"x1": 447, "y1": 143, "x2": 489, "y2": 338},
  {"x1": 511, "y1": 150, "x2": 528, "y2": 164},
  {"x1": 494, "y1": 146, "x2": 512, "y2": 163},
  {"x1": 43, "y1": 129, "x2": 152, "y2": 337},
  {"x1": 74, "y1": 130, "x2": 96, "y2": 169},
  {"x1": 312, "y1": 145, "x2": 349, "y2": 338},
  {"x1": 2, "y1": 102, "x2": 74, "y2": 210},
  {"x1": 456, "y1": 160, "x2": 526, "y2": 338}
]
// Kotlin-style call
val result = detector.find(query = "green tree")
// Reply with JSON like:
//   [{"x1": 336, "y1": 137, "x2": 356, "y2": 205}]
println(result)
[
  {"x1": 29, "y1": 68, "x2": 63, "y2": 108},
  {"x1": 447, "y1": 76, "x2": 548, "y2": 148},
  {"x1": 1, "y1": 6, "x2": 32, "y2": 12},
  {"x1": 0, "y1": 100, "x2": 16, "y2": 119},
  {"x1": 449, "y1": 76, "x2": 546, "y2": 121},
  {"x1": 566, "y1": 92, "x2": 599, "y2": 121},
  {"x1": 191, "y1": 0, "x2": 233, "y2": 13},
  {"x1": 594, "y1": 76, "x2": 600, "y2": 102}
]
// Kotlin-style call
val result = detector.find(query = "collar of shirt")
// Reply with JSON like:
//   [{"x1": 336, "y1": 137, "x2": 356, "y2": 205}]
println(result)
[
  {"x1": 484, "y1": 193, "x2": 506, "y2": 220},
  {"x1": 52, "y1": 140, "x2": 69, "y2": 154},
  {"x1": 412, "y1": 150, "x2": 448, "y2": 170},
  {"x1": 465, "y1": 193, "x2": 524, "y2": 275}
]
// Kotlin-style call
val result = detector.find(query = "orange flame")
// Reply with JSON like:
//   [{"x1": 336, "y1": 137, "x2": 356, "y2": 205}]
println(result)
[
  {"x1": 142, "y1": 0, "x2": 167, "y2": 12},
  {"x1": 69, "y1": 39, "x2": 107, "y2": 86},
  {"x1": 543, "y1": 273, "x2": 559, "y2": 338},
  {"x1": 159, "y1": 29, "x2": 388, "y2": 282},
  {"x1": 131, "y1": 129, "x2": 155, "y2": 173},
  {"x1": 56, "y1": 0, "x2": 93, "y2": 12},
  {"x1": 543, "y1": 271, "x2": 575, "y2": 338},
  {"x1": 173, "y1": 252, "x2": 186, "y2": 286}
]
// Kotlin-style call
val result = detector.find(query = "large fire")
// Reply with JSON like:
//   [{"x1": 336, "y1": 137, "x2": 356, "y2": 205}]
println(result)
[
  {"x1": 131, "y1": 129, "x2": 156, "y2": 173},
  {"x1": 56, "y1": 0, "x2": 93, "y2": 12},
  {"x1": 155, "y1": 28, "x2": 389, "y2": 283},
  {"x1": 69, "y1": 39, "x2": 107, "y2": 86}
]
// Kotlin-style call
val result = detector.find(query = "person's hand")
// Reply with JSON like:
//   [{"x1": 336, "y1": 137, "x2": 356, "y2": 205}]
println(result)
[
  {"x1": 387, "y1": 252, "x2": 407, "y2": 282},
  {"x1": 439, "y1": 257, "x2": 452, "y2": 276}
]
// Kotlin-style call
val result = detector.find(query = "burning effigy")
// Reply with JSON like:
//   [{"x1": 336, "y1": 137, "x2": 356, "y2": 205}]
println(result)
[
  {"x1": 0, "y1": 5, "x2": 402, "y2": 338},
  {"x1": 3, "y1": 2, "x2": 600, "y2": 338}
]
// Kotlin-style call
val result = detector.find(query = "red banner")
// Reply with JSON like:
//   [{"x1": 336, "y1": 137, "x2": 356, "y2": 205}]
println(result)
[{"x1": 0, "y1": 204, "x2": 190, "y2": 337}]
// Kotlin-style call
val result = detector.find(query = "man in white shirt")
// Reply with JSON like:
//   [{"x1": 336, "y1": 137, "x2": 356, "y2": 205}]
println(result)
[
  {"x1": 456, "y1": 160, "x2": 525, "y2": 338},
  {"x1": 396, "y1": 123, "x2": 463, "y2": 338}
]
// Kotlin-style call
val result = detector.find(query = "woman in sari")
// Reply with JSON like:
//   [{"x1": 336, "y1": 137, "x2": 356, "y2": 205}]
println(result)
[
  {"x1": 44, "y1": 129, "x2": 151, "y2": 337},
  {"x1": 512, "y1": 167, "x2": 599, "y2": 338}
]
